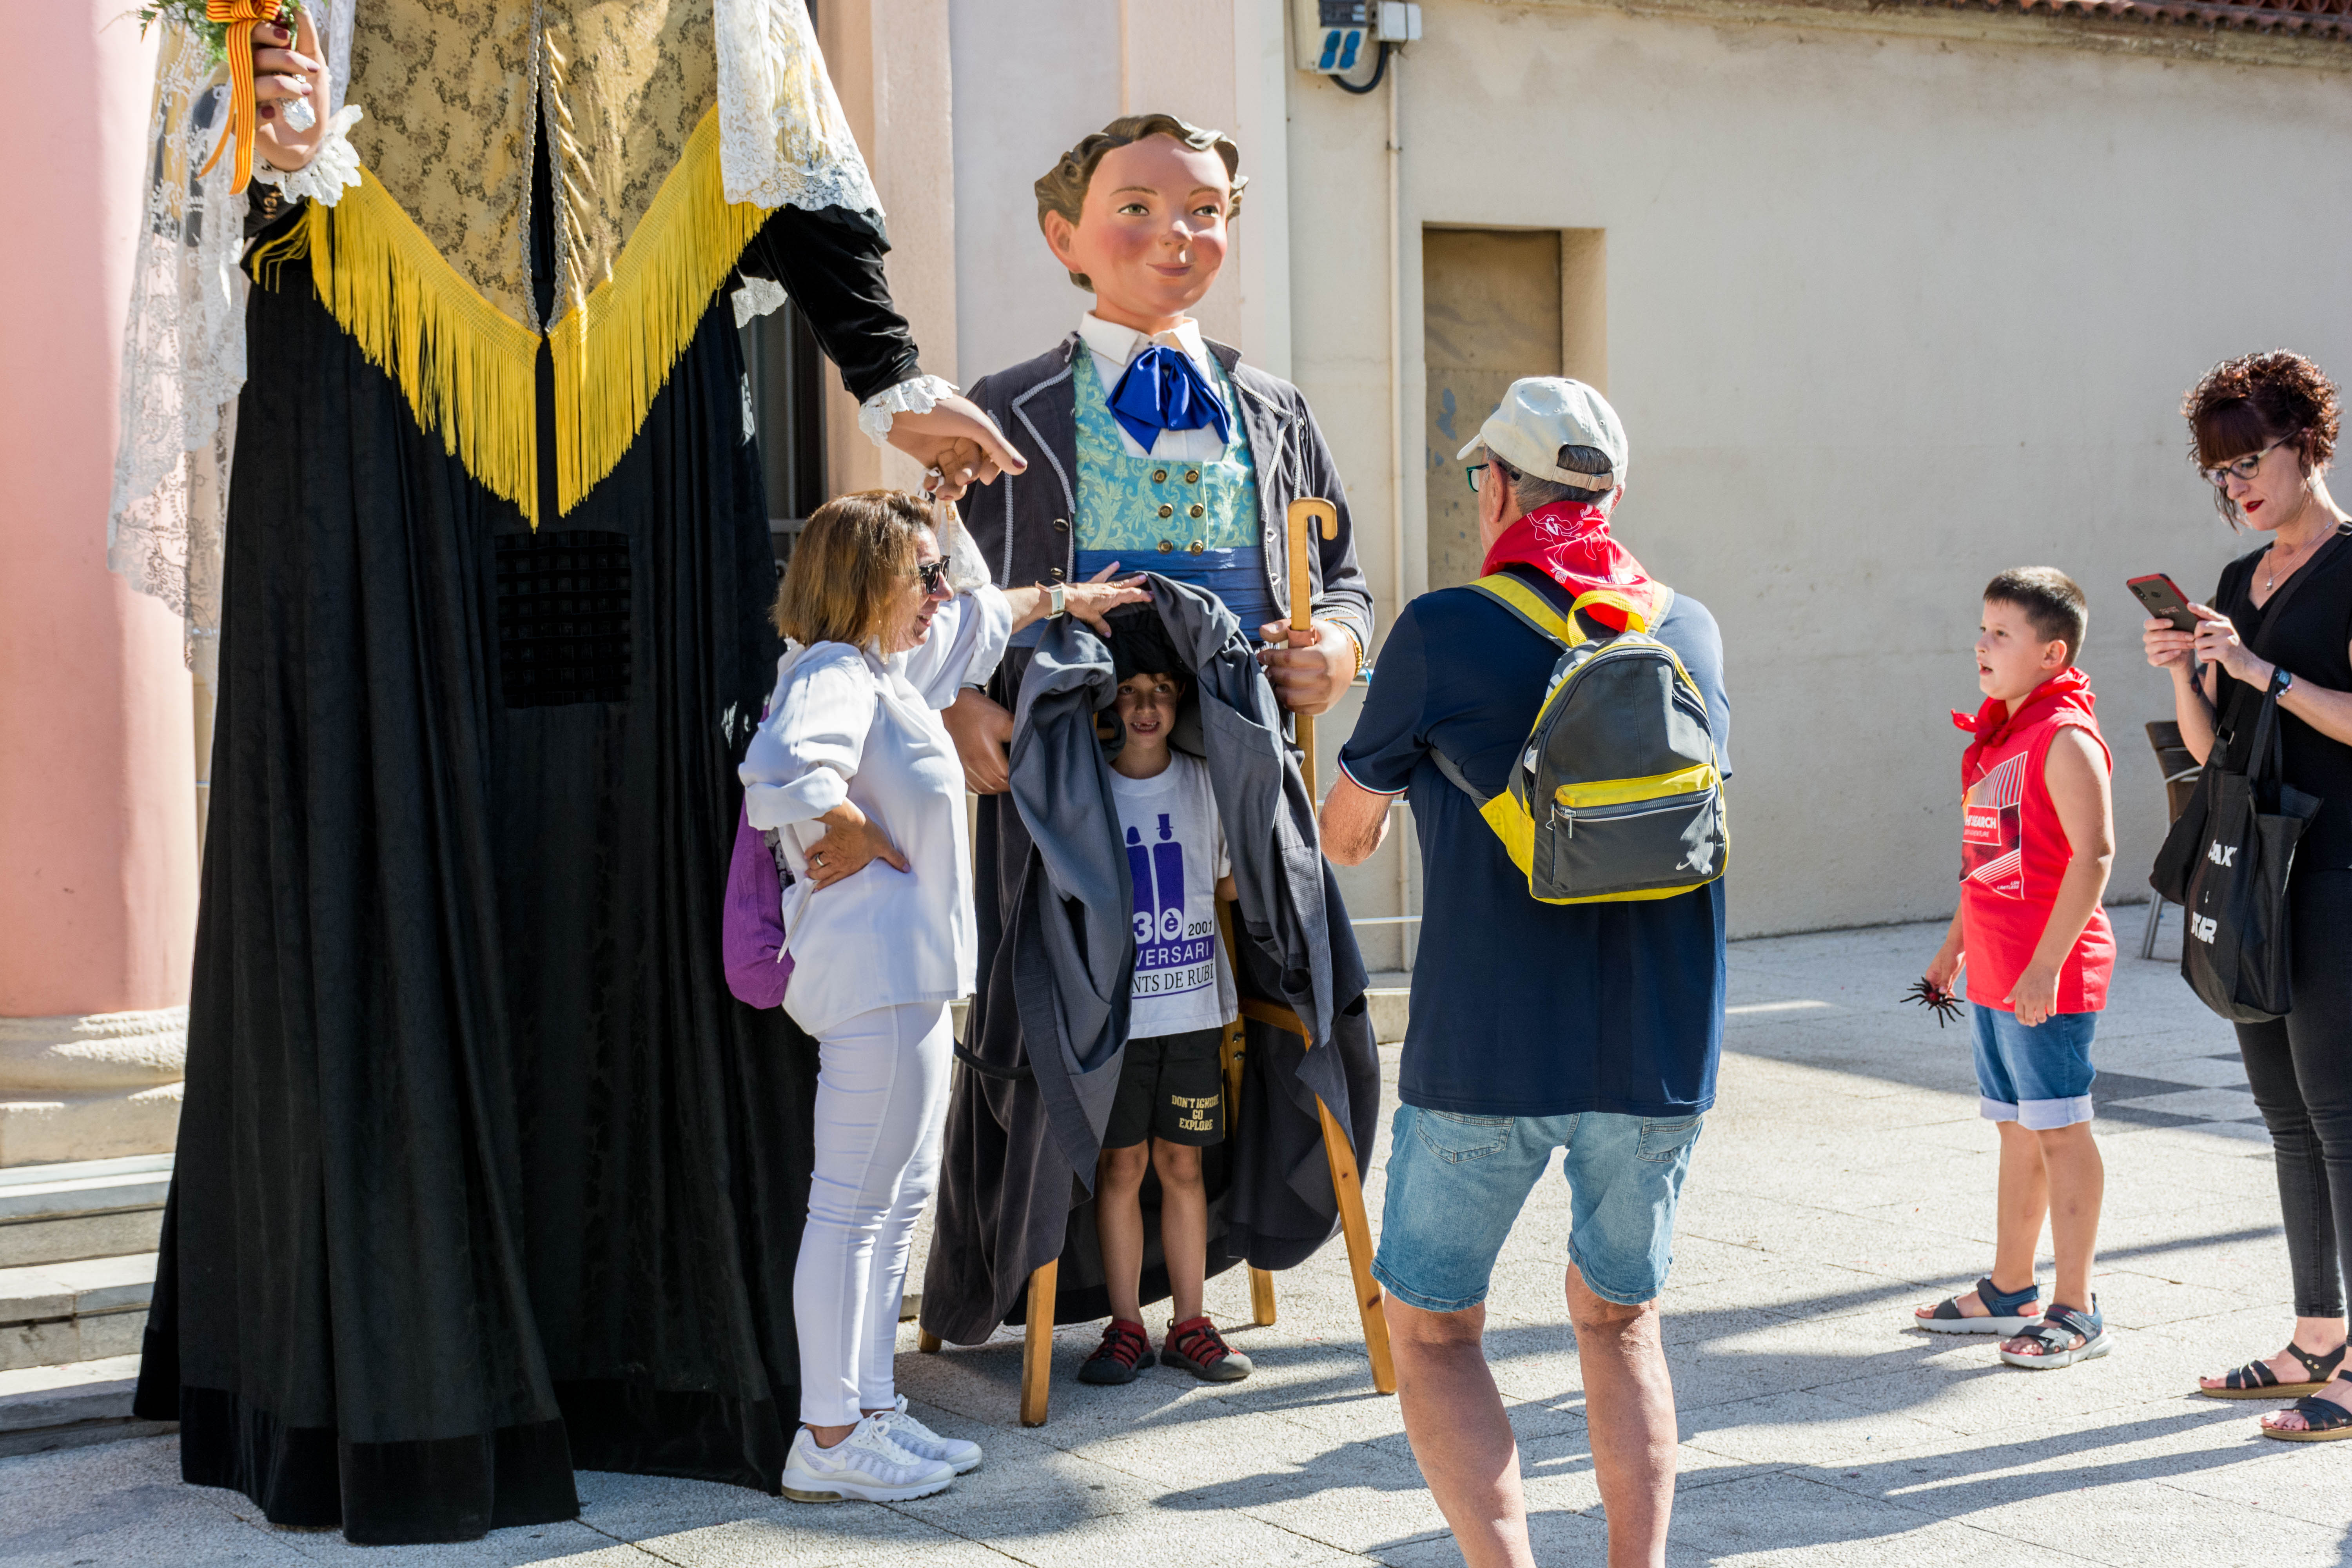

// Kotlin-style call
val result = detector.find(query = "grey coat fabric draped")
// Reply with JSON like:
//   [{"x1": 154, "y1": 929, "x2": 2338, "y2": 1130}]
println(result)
[{"x1": 919, "y1": 579, "x2": 1379, "y2": 1343}]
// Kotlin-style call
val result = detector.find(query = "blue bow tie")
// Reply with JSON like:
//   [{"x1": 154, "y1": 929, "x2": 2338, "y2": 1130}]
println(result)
[{"x1": 1107, "y1": 343, "x2": 1232, "y2": 454}]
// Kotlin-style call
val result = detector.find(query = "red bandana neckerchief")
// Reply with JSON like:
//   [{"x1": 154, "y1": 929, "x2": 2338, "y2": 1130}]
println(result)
[
  {"x1": 1951, "y1": 666, "x2": 2096, "y2": 785},
  {"x1": 1479, "y1": 499, "x2": 1664, "y2": 632}
]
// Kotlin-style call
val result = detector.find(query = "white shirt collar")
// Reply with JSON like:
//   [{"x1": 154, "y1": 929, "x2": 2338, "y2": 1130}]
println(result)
[{"x1": 1077, "y1": 312, "x2": 1212, "y2": 376}]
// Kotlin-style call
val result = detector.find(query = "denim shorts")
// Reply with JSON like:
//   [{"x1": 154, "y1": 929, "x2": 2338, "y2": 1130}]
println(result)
[
  {"x1": 1972, "y1": 1003, "x2": 2097, "y2": 1130},
  {"x1": 1371, "y1": 1104, "x2": 1704, "y2": 1312}
]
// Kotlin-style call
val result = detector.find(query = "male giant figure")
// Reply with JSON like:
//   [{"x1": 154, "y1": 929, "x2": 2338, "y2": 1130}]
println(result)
[
  {"x1": 942, "y1": 112, "x2": 1372, "y2": 781},
  {"x1": 1322, "y1": 379, "x2": 1731, "y2": 1568}
]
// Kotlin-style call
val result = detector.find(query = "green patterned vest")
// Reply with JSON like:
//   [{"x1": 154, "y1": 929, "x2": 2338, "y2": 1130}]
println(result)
[{"x1": 1073, "y1": 353, "x2": 1275, "y2": 639}]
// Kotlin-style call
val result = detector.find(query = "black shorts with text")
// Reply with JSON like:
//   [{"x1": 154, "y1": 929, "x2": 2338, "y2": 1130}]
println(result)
[{"x1": 1103, "y1": 1025, "x2": 1227, "y2": 1148}]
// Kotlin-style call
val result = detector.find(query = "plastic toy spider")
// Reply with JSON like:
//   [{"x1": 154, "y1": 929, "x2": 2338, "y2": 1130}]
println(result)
[{"x1": 1904, "y1": 977, "x2": 1964, "y2": 1028}]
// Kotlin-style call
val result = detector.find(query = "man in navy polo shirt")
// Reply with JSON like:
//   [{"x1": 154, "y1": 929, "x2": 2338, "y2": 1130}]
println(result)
[{"x1": 1321, "y1": 379, "x2": 1728, "y2": 1568}]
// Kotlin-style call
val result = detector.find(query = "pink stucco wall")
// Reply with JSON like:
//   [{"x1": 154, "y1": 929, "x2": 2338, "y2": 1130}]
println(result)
[{"x1": 0, "y1": 2, "x2": 198, "y2": 1018}]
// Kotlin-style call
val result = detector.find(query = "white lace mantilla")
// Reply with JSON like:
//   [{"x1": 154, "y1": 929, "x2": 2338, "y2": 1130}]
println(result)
[
  {"x1": 714, "y1": 0, "x2": 884, "y2": 220},
  {"x1": 109, "y1": 2, "x2": 356, "y2": 653},
  {"x1": 857, "y1": 374, "x2": 957, "y2": 447},
  {"x1": 107, "y1": 25, "x2": 250, "y2": 652},
  {"x1": 731, "y1": 273, "x2": 789, "y2": 328}
]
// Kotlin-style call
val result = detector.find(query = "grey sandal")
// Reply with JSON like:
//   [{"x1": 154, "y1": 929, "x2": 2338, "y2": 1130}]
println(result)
[
  {"x1": 2000, "y1": 1301, "x2": 2110, "y2": 1369},
  {"x1": 1917, "y1": 1275, "x2": 2040, "y2": 1336}
]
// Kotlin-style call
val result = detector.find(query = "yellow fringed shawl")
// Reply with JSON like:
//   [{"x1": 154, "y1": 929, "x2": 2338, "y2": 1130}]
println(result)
[{"x1": 283, "y1": 0, "x2": 771, "y2": 526}]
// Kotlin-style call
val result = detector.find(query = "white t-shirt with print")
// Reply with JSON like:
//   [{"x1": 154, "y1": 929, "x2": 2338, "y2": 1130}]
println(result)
[{"x1": 1107, "y1": 752, "x2": 1237, "y2": 1038}]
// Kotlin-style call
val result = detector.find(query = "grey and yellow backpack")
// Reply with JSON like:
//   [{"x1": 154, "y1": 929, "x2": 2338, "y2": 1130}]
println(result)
[{"x1": 1430, "y1": 571, "x2": 1728, "y2": 904}]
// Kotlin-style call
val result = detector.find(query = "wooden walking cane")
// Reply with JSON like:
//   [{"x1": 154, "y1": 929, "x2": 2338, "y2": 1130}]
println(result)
[{"x1": 1247, "y1": 499, "x2": 1396, "y2": 1394}]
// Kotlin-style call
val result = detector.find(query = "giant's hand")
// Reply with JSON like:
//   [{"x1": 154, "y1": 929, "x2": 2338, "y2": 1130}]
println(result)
[
  {"x1": 887, "y1": 394, "x2": 1028, "y2": 501},
  {"x1": 943, "y1": 689, "x2": 1014, "y2": 795},
  {"x1": 1256, "y1": 619, "x2": 1357, "y2": 715},
  {"x1": 249, "y1": 15, "x2": 328, "y2": 172}
]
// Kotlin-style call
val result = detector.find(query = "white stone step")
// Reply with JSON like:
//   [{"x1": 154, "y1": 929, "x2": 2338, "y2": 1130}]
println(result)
[
  {"x1": 0, "y1": 1254, "x2": 155, "y2": 1372},
  {"x1": 0, "y1": 1353, "x2": 170, "y2": 1457},
  {"x1": 1365, "y1": 974, "x2": 1409, "y2": 1045},
  {"x1": 0, "y1": 1154, "x2": 172, "y2": 1269}
]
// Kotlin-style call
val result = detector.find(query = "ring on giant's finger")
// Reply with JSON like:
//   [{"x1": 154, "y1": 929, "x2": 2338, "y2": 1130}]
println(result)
[{"x1": 284, "y1": 95, "x2": 316, "y2": 132}]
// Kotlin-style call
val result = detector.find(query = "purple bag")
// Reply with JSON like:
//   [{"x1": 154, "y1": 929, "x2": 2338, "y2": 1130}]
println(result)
[{"x1": 722, "y1": 800, "x2": 795, "y2": 1008}]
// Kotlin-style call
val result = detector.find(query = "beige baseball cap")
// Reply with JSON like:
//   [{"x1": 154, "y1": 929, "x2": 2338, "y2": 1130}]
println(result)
[{"x1": 1455, "y1": 377, "x2": 1627, "y2": 494}]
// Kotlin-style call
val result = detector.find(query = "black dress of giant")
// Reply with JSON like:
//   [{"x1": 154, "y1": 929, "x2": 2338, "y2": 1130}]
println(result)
[{"x1": 131, "y1": 158, "x2": 922, "y2": 1543}]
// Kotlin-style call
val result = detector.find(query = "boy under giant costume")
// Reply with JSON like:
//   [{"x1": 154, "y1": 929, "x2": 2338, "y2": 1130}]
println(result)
[{"x1": 921, "y1": 115, "x2": 1380, "y2": 1352}]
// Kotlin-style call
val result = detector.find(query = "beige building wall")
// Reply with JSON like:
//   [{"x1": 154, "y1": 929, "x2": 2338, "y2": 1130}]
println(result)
[
  {"x1": 820, "y1": 0, "x2": 960, "y2": 495},
  {"x1": 1293, "y1": 0, "x2": 2352, "y2": 938}
]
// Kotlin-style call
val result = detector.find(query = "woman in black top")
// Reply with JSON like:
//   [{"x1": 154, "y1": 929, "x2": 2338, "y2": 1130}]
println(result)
[{"x1": 2147, "y1": 352, "x2": 2352, "y2": 1439}]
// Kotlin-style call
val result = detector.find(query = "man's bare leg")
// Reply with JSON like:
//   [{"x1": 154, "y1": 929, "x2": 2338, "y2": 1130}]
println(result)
[
  {"x1": 1387, "y1": 1298, "x2": 1534, "y2": 1568},
  {"x1": 1566, "y1": 1264, "x2": 1675, "y2": 1568}
]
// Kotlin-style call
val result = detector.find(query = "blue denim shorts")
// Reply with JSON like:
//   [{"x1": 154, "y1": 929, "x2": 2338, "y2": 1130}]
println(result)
[
  {"x1": 1972, "y1": 1003, "x2": 2096, "y2": 1130},
  {"x1": 1371, "y1": 1104, "x2": 1704, "y2": 1312}
]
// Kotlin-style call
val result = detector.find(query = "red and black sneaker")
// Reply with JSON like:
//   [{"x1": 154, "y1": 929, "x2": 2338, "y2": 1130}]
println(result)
[
  {"x1": 1162, "y1": 1315, "x2": 1253, "y2": 1383},
  {"x1": 1078, "y1": 1318, "x2": 1155, "y2": 1385}
]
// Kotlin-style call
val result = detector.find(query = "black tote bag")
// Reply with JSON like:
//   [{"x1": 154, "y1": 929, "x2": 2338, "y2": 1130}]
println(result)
[
  {"x1": 2154, "y1": 522, "x2": 2343, "y2": 968},
  {"x1": 2167, "y1": 678, "x2": 2321, "y2": 1022}
]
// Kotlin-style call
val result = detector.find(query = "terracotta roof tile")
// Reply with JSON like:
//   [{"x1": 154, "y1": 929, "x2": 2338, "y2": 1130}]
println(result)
[{"x1": 1916, "y1": 0, "x2": 2352, "y2": 37}]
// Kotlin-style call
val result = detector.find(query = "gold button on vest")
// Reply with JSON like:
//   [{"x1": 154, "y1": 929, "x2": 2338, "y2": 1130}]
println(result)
[
  {"x1": 1189, "y1": 504, "x2": 1205, "y2": 519},
  {"x1": 1151, "y1": 468, "x2": 1168, "y2": 483},
  {"x1": 1185, "y1": 469, "x2": 1201, "y2": 484},
  {"x1": 1157, "y1": 540, "x2": 1174, "y2": 553},
  {"x1": 1157, "y1": 503, "x2": 1174, "y2": 519},
  {"x1": 1188, "y1": 541, "x2": 1205, "y2": 555}
]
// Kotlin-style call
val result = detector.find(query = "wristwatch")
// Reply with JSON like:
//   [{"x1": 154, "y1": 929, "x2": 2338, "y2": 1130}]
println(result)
[
  {"x1": 2276, "y1": 666, "x2": 2296, "y2": 696},
  {"x1": 1047, "y1": 583, "x2": 1067, "y2": 618}
]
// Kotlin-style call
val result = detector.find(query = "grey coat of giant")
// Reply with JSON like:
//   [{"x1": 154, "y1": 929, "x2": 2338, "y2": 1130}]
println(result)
[{"x1": 918, "y1": 580, "x2": 1381, "y2": 1341}]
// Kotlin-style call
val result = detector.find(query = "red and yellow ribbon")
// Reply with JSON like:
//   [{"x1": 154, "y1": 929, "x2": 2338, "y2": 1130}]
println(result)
[{"x1": 197, "y1": 0, "x2": 285, "y2": 195}]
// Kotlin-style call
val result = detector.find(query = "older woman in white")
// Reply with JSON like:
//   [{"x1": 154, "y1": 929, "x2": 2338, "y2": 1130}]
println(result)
[{"x1": 742, "y1": 491, "x2": 1145, "y2": 1502}]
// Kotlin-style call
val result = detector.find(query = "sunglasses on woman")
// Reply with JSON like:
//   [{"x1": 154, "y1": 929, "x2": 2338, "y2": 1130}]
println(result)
[
  {"x1": 2203, "y1": 434, "x2": 2299, "y2": 489},
  {"x1": 908, "y1": 558, "x2": 950, "y2": 595}
]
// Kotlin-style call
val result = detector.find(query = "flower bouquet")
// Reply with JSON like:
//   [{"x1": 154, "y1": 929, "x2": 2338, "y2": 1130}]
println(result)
[{"x1": 133, "y1": 0, "x2": 309, "y2": 65}]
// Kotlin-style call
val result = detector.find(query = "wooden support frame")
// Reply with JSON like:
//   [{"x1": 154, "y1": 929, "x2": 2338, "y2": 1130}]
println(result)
[
  {"x1": 1218, "y1": 900, "x2": 1280, "y2": 1327},
  {"x1": 1020, "y1": 1259, "x2": 1058, "y2": 1426},
  {"x1": 1236, "y1": 996, "x2": 1396, "y2": 1396}
]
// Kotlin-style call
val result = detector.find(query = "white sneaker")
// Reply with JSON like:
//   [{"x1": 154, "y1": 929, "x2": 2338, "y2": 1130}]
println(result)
[
  {"x1": 877, "y1": 1394, "x2": 983, "y2": 1474},
  {"x1": 781, "y1": 1415, "x2": 956, "y2": 1503}
]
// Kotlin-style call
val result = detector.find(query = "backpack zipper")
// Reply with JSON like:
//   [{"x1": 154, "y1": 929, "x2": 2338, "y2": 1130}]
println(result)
[{"x1": 1552, "y1": 786, "x2": 1718, "y2": 839}]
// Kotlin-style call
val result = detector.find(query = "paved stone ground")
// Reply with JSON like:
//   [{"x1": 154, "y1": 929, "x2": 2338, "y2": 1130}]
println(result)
[{"x1": 6, "y1": 914, "x2": 2350, "y2": 1566}]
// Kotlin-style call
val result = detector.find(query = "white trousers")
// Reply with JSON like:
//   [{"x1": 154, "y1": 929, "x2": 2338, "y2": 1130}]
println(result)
[{"x1": 795, "y1": 999, "x2": 953, "y2": 1427}]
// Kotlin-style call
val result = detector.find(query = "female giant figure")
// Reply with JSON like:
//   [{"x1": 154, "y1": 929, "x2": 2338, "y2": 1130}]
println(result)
[{"x1": 111, "y1": 3, "x2": 1020, "y2": 1542}]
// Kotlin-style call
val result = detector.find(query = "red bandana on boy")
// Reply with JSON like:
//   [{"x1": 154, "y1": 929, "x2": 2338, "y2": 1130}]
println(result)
[
  {"x1": 1479, "y1": 499, "x2": 1667, "y2": 631},
  {"x1": 1950, "y1": 666, "x2": 2098, "y2": 786}
]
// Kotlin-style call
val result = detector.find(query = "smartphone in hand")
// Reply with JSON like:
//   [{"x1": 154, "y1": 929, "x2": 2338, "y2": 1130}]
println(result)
[{"x1": 2127, "y1": 573, "x2": 2199, "y2": 632}]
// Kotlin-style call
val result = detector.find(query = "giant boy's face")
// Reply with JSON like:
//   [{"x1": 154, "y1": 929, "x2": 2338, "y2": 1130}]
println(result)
[{"x1": 1045, "y1": 135, "x2": 1233, "y2": 324}]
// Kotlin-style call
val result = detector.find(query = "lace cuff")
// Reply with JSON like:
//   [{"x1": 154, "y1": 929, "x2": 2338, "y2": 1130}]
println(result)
[
  {"x1": 253, "y1": 105, "x2": 365, "y2": 208},
  {"x1": 938, "y1": 505, "x2": 994, "y2": 595},
  {"x1": 856, "y1": 374, "x2": 958, "y2": 447}
]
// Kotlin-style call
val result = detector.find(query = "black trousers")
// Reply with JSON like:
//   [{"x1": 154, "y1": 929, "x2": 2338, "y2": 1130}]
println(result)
[{"x1": 2237, "y1": 869, "x2": 2352, "y2": 1319}]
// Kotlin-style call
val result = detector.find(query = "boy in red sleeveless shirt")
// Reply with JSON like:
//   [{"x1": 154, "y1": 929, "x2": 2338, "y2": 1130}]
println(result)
[{"x1": 1913, "y1": 569, "x2": 2117, "y2": 1370}]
